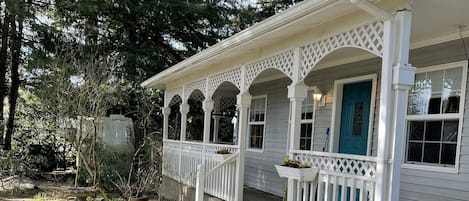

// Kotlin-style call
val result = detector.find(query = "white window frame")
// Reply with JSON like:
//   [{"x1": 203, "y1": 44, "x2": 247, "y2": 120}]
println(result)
[
  {"x1": 402, "y1": 60, "x2": 467, "y2": 173},
  {"x1": 299, "y1": 86, "x2": 320, "y2": 151},
  {"x1": 247, "y1": 95, "x2": 267, "y2": 152}
]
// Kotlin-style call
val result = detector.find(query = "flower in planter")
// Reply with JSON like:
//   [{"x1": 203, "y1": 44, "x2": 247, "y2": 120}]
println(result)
[
  {"x1": 216, "y1": 147, "x2": 231, "y2": 154},
  {"x1": 282, "y1": 157, "x2": 310, "y2": 168}
]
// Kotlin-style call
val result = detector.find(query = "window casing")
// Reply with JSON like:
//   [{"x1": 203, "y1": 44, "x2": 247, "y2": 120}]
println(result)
[
  {"x1": 248, "y1": 96, "x2": 267, "y2": 150},
  {"x1": 405, "y1": 61, "x2": 467, "y2": 172},
  {"x1": 300, "y1": 91, "x2": 316, "y2": 150}
]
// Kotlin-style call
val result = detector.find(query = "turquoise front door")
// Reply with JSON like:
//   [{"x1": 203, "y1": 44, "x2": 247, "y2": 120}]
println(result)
[{"x1": 338, "y1": 81, "x2": 372, "y2": 155}]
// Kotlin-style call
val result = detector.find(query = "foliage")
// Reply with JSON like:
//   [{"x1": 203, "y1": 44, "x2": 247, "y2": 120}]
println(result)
[
  {"x1": 112, "y1": 136, "x2": 161, "y2": 199},
  {"x1": 216, "y1": 147, "x2": 231, "y2": 154},
  {"x1": 282, "y1": 157, "x2": 309, "y2": 168},
  {"x1": 96, "y1": 147, "x2": 133, "y2": 192}
]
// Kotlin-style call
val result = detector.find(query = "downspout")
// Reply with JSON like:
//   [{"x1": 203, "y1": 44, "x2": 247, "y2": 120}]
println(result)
[{"x1": 350, "y1": 0, "x2": 392, "y2": 21}]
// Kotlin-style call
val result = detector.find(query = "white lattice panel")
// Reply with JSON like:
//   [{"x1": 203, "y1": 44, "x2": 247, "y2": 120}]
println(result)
[
  {"x1": 208, "y1": 68, "x2": 242, "y2": 96},
  {"x1": 184, "y1": 79, "x2": 206, "y2": 101},
  {"x1": 168, "y1": 94, "x2": 182, "y2": 107},
  {"x1": 165, "y1": 87, "x2": 183, "y2": 106},
  {"x1": 187, "y1": 90, "x2": 205, "y2": 102},
  {"x1": 300, "y1": 21, "x2": 384, "y2": 79},
  {"x1": 245, "y1": 50, "x2": 294, "y2": 87},
  {"x1": 220, "y1": 97, "x2": 236, "y2": 111},
  {"x1": 293, "y1": 152, "x2": 377, "y2": 178}
]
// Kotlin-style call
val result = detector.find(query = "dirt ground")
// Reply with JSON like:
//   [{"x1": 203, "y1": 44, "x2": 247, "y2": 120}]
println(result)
[{"x1": 0, "y1": 176, "x2": 153, "y2": 201}]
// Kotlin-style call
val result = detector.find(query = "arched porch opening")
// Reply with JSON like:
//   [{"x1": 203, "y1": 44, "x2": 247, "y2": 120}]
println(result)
[
  {"x1": 211, "y1": 81, "x2": 240, "y2": 144},
  {"x1": 301, "y1": 47, "x2": 382, "y2": 155},
  {"x1": 247, "y1": 68, "x2": 293, "y2": 151},
  {"x1": 186, "y1": 89, "x2": 205, "y2": 141},
  {"x1": 168, "y1": 95, "x2": 182, "y2": 140}
]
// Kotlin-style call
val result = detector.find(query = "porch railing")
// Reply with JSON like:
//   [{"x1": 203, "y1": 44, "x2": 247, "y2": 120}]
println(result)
[
  {"x1": 291, "y1": 150, "x2": 377, "y2": 201},
  {"x1": 162, "y1": 139, "x2": 239, "y2": 200}
]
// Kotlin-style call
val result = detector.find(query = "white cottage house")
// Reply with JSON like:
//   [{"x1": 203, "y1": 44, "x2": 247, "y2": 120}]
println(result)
[{"x1": 142, "y1": 0, "x2": 469, "y2": 200}]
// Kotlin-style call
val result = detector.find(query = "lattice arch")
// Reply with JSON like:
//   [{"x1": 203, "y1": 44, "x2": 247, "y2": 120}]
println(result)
[
  {"x1": 183, "y1": 79, "x2": 206, "y2": 101},
  {"x1": 165, "y1": 87, "x2": 183, "y2": 107},
  {"x1": 186, "y1": 89, "x2": 205, "y2": 102},
  {"x1": 300, "y1": 21, "x2": 384, "y2": 80},
  {"x1": 168, "y1": 94, "x2": 182, "y2": 107},
  {"x1": 245, "y1": 49, "x2": 294, "y2": 88},
  {"x1": 208, "y1": 68, "x2": 242, "y2": 97}
]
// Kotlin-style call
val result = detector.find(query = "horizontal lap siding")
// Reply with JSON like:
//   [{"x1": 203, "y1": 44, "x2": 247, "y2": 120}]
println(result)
[
  {"x1": 243, "y1": 38, "x2": 469, "y2": 200},
  {"x1": 400, "y1": 37, "x2": 469, "y2": 201},
  {"x1": 245, "y1": 78, "x2": 291, "y2": 196}
]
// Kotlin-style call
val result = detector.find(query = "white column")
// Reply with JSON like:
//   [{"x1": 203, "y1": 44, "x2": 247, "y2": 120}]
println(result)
[
  {"x1": 389, "y1": 9, "x2": 414, "y2": 201},
  {"x1": 213, "y1": 96, "x2": 221, "y2": 142},
  {"x1": 180, "y1": 102, "x2": 189, "y2": 141},
  {"x1": 287, "y1": 82, "x2": 308, "y2": 152},
  {"x1": 234, "y1": 92, "x2": 251, "y2": 201},
  {"x1": 286, "y1": 82, "x2": 307, "y2": 201},
  {"x1": 202, "y1": 99, "x2": 214, "y2": 143},
  {"x1": 162, "y1": 106, "x2": 171, "y2": 140},
  {"x1": 375, "y1": 19, "x2": 395, "y2": 201}
]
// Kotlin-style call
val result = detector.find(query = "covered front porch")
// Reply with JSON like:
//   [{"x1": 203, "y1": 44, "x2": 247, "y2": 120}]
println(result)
[{"x1": 158, "y1": 14, "x2": 413, "y2": 201}]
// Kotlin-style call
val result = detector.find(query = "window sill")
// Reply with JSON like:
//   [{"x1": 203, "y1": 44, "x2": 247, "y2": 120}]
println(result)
[
  {"x1": 402, "y1": 163, "x2": 458, "y2": 174},
  {"x1": 247, "y1": 148, "x2": 264, "y2": 153}
]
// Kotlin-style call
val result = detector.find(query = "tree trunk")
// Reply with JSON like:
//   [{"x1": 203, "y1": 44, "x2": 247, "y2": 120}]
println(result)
[
  {"x1": 4, "y1": 14, "x2": 23, "y2": 150},
  {"x1": 0, "y1": 13, "x2": 10, "y2": 145}
]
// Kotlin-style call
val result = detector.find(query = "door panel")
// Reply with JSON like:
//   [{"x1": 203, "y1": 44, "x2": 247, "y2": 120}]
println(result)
[{"x1": 338, "y1": 81, "x2": 372, "y2": 155}]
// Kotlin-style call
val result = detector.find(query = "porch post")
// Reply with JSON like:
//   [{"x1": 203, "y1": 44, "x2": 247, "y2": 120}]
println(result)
[
  {"x1": 202, "y1": 99, "x2": 214, "y2": 143},
  {"x1": 234, "y1": 92, "x2": 251, "y2": 201},
  {"x1": 162, "y1": 106, "x2": 171, "y2": 140},
  {"x1": 213, "y1": 96, "x2": 221, "y2": 142},
  {"x1": 287, "y1": 82, "x2": 308, "y2": 152},
  {"x1": 286, "y1": 82, "x2": 307, "y2": 201},
  {"x1": 180, "y1": 102, "x2": 189, "y2": 141},
  {"x1": 375, "y1": 18, "x2": 395, "y2": 201},
  {"x1": 389, "y1": 9, "x2": 414, "y2": 201}
]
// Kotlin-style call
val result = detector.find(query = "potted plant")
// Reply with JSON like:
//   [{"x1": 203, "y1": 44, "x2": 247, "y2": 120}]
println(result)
[
  {"x1": 211, "y1": 147, "x2": 233, "y2": 162},
  {"x1": 274, "y1": 157, "x2": 318, "y2": 181}
]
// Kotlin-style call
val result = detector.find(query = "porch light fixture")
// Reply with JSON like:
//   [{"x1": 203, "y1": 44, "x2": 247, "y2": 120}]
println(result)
[{"x1": 313, "y1": 92, "x2": 326, "y2": 107}]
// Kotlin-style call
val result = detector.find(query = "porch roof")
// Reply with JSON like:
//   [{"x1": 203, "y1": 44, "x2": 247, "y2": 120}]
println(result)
[{"x1": 141, "y1": 0, "x2": 365, "y2": 89}]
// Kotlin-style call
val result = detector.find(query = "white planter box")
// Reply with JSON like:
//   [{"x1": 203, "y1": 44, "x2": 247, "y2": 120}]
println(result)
[
  {"x1": 275, "y1": 165, "x2": 319, "y2": 181},
  {"x1": 211, "y1": 153, "x2": 233, "y2": 162}
]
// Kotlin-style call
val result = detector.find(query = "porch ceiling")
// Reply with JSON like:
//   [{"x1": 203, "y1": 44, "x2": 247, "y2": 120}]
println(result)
[{"x1": 141, "y1": 0, "x2": 469, "y2": 89}]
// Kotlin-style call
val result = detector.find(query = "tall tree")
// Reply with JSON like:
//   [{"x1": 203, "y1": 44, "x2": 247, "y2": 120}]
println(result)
[
  {"x1": 0, "y1": 7, "x2": 11, "y2": 145},
  {"x1": 4, "y1": 7, "x2": 24, "y2": 150}
]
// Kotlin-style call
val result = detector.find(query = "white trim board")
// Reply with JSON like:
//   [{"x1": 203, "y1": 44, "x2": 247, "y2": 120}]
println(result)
[{"x1": 329, "y1": 74, "x2": 377, "y2": 156}]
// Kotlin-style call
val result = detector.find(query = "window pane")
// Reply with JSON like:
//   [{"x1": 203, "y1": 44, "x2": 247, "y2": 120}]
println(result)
[
  {"x1": 423, "y1": 143, "x2": 440, "y2": 163},
  {"x1": 249, "y1": 125, "x2": 264, "y2": 148},
  {"x1": 300, "y1": 139, "x2": 311, "y2": 150},
  {"x1": 441, "y1": 144, "x2": 456, "y2": 165},
  {"x1": 407, "y1": 142, "x2": 422, "y2": 162},
  {"x1": 409, "y1": 121, "x2": 424, "y2": 140},
  {"x1": 428, "y1": 70, "x2": 443, "y2": 91},
  {"x1": 408, "y1": 79, "x2": 433, "y2": 115},
  {"x1": 442, "y1": 93, "x2": 460, "y2": 113},
  {"x1": 443, "y1": 121, "x2": 458, "y2": 142},
  {"x1": 425, "y1": 121, "x2": 442, "y2": 141},
  {"x1": 444, "y1": 67, "x2": 462, "y2": 90},
  {"x1": 428, "y1": 94, "x2": 441, "y2": 114},
  {"x1": 301, "y1": 123, "x2": 312, "y2": 137}
]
